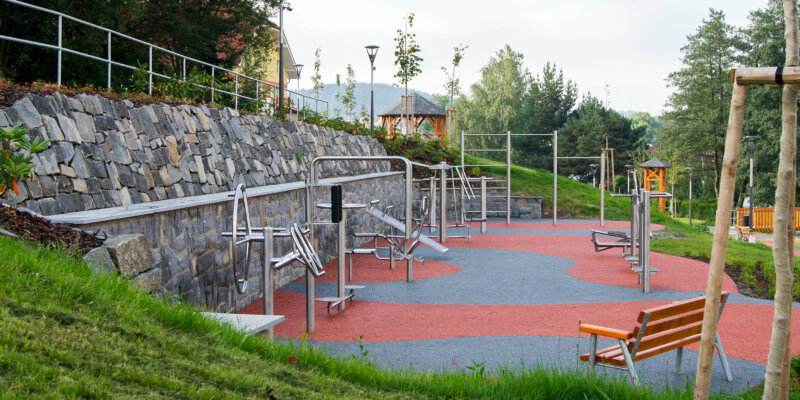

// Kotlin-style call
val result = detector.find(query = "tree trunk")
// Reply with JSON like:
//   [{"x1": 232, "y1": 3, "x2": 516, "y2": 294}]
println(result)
[
  {"x1": 763, "y1": 3, "x2": 798, "y2": 398},
  {"x1": 694, "y1": 81, "x2": 747, "y2": 400}
]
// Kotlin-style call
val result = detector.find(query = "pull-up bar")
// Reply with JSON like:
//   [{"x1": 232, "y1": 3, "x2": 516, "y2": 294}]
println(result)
[{"x1": 553, "y1": 131, "x2": 606, "y2": 226}]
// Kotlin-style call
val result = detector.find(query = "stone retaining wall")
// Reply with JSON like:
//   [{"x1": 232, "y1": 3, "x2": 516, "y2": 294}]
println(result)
[
  {"x1": 0, "y1": 93, "x2": 387, "y2": 216},
  {"x1": 51, "y1": 172, "x2": 404, "y2": 312}
]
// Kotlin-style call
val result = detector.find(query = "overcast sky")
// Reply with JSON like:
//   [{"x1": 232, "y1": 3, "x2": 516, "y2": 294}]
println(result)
[{"x1": 282, "y1": 1, "x2": 760, "y2": 116}]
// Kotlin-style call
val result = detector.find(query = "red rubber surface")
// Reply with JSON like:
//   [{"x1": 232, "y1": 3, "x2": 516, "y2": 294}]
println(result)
[{"x1": 240, "y1": 225, "x2": 799, "y2": 367}]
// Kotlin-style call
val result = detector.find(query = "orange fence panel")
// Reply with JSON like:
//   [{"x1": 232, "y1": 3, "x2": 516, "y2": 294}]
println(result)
[{"x1": 736, "y1": 207, "x2": 800, "y2": 232}]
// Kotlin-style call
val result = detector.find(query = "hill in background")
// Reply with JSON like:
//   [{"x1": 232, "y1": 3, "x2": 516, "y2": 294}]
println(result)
[{"x1": 298, "y1": 83, "x2": 439, "y2": 117}]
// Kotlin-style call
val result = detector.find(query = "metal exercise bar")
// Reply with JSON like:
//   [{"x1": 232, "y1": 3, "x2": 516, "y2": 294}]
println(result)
[
  {"x1": 1, "y1": 0, "x2": 327, "y2": 112},
  {"x1": 308, "y1": 156, "x2": 415, "y2": 281},
  {"x1": 553, "y1": 130, "x2": 605, "y2": 227}
]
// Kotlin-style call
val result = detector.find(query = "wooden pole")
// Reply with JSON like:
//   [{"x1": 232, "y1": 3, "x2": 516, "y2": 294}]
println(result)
[
  {"x1": 730, "y1": 66, "x2": 800, "y2": 85},
  {"x1": 693, "y1": 81, "x2": 747, "y2": 399},
  {"x1": 764, "y1": 2, "x2": 798, "y2": 398}
]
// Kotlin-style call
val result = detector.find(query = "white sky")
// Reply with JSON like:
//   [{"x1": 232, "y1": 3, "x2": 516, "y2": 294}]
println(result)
[{"x1": 282, "y1": 0, "x2": 759, "y2": 116}]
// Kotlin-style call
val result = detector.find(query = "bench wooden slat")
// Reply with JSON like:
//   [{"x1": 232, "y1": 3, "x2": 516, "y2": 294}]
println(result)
[
  {"x1": 579, "y1": 324, "x2": 633, "y2": 340},
  {"x1": 635, "y1": 321, "x2": 702, "y2": 352},
  {"x1": 632, "y1": 309, "x2": 704, "y2": 338},
  {"x1": 593, "y1": 334, "x2": 702, "y2": 367},
  {"x1": 637, "y1": 295, "x2": 707, "y2": 323}
]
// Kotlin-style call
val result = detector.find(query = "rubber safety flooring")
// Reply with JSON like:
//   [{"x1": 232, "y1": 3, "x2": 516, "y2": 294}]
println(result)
[{"x1": 239, "y1": 219, "x2": 800, "y2": 394}]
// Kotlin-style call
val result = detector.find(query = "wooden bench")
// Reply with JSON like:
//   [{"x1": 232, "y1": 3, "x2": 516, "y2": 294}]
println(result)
[
  {"x1": 579, "y1": 293, "x2": 733, "y2": 385},
  {"x1": 735, "y1": 225, "x2": 755, "y2": 242}
]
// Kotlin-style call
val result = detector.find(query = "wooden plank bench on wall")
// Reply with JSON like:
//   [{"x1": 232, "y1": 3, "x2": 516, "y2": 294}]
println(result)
[{"x1": 579, "y1": 293, "x2": 733, "y2": 385}]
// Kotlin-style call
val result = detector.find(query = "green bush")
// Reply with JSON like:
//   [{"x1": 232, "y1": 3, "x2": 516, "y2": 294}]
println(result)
[
  {"x1": 673, "y1": 199, "x2": 717, "y2": 221},
  {"x1": 0, "y1": 124, "x2": 50, "y2": 199}
]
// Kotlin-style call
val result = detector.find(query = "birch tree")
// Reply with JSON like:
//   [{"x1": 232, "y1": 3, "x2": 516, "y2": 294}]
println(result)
[{"x1": 762, "y1": 1, "x2": 797, "y2": 397}]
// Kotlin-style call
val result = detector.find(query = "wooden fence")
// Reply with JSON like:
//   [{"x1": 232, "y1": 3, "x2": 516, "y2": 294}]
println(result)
[{"x1": 735, "y1": 207, "x2": 800, "y2": 232}]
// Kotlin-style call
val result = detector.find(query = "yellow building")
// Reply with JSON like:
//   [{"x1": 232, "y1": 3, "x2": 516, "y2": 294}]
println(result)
[{"x1": 236, "y1": 26, "x2": 300, "y2": 108}]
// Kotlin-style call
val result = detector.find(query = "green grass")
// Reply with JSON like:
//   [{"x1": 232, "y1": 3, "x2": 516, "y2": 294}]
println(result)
[
  {"x1": 466, "y1": 155, "x2": 800, "y2": 300},
  {"x1": 1, "y1": 236, "x2": 783, "y2": 399},
  {"x1": 465, "y1": 155, "x2": 632, "y2": 220}
]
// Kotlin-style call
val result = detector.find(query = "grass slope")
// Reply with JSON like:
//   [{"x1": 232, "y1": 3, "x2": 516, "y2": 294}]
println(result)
[{"x1": 0, "y1": 236, "x2": 769, "y2": 399}]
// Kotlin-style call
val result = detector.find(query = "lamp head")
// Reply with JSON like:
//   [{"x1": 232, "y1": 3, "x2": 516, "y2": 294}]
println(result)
[
  {"x1": 744, "y1": 135, "x2": 761, "y2": 142},
  {"x1": 294, "y1": 64, "x2": 303, "y2": 77},
  {"x1": 365, "y1": 45, "x2": 379, "y2": 63}
]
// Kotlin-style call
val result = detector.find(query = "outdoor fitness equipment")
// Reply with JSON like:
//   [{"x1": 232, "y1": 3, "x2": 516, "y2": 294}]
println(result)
[
  {"x1": 223, "y1": 184, "x2": 329, "y2": 333},
  {"x1": 419, "y1": 162, "x2": 483, "y2": 242}
]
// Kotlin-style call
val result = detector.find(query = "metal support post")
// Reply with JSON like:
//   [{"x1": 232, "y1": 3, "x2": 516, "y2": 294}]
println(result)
[
  {"x1": 234, "y1": 75, "x2": 239, "y2": 110},
  {"x1": 57, "y1": 15, "x2": 62, "y2": 86},
  {"x1": 553, "y1": 131, "x2": 558, "y2": 226},
  {"x1": 338, "y1": 208, "x2": 346, "y2": 310},
  {"x1": 148, "y1": 46, "x2": 153, "y2": 95},
  {"x1": 439, "y1": 163, "x2": 448, "y2": 244},
  {"x1": 480, "y1": 176, "x2": 487, "y2": 233},
  {"x1": 460, "y1": 131, "x2": 465, "y2": 168},
  {"x1": 506, "y1": 130, "x2": 511, "y2": 225},
  {"x1": 429, "y1": 176, "x2": 437, "y2": 233},
  {"x1": 211, "y1": 67, "x2": 215, "y2": 102},
  {"x1": 182, "y1": 57, "x2": 186, "y2": 82},
  {"x1": 106, "y1": 31, "x2": 111, "y2": 89},
  {"x1": 641, "y1": 189, "x2": 651, "y2": 293},
  {"x1": 306, "y1": 268, "x2": 315, "y2": 333},
  {"x1": 600, "y1": 149, "x2": 605, "y2": 227},
  {"x1": 262, "y1": 227, "x2": 274, "y2": 337}
]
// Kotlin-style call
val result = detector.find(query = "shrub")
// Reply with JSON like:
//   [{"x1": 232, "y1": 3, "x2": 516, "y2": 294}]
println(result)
[{"x1": 0, "y1": 124, "x2": 50, "y2": 199}]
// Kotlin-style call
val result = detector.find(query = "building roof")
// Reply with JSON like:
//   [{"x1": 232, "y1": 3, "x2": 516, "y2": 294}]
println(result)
[
  {"x1": 639, "y1": 157, "x2": 671, "y2": 169},
  {"x1": 378, "y1": 94, "x2": 446, "y2": 117}
]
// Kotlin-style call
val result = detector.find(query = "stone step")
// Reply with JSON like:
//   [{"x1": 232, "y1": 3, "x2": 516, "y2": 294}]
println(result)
[{"x1": 202, "y1": 312, "x2": 284, "y2": 334}]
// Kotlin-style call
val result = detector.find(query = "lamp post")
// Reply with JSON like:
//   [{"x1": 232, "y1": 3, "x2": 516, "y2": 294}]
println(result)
[
  {"x1": 365, "y1": 45, "x2": 379, "y2": 133},
  {"x1": 686, "y1": 167, "x2": 695, "y2": 227},
  {"x1": 294, "y1": 63, "x2": 303, "y2": 111},
  {"x1": 744, "y1": 135, "x2": 760, "y2": 230},
  {"x1": 589, "y1": 163, "x2": 598, "y2": 188},
  {"x1": 277, "y1": 0, "x2": 292, "y2": 111}
]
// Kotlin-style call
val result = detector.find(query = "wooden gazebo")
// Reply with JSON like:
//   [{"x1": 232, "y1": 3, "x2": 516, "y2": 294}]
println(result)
[
  {"x1": 379, "y1": 94, "x2": 447, "y2": 138},
  {"x1": 639, "y1": 157, "x2": 671, "y2": 212}
]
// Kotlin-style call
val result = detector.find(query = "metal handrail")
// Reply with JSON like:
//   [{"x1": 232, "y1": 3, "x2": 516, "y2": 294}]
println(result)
[{"x1": 1, "y1": 0, "x2": 328, "y2": 113}]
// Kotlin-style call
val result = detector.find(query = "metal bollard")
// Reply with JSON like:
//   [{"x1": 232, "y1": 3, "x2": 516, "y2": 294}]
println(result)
[{"x1": 480, "y1": 176, "x2": 487, "y2": 234}]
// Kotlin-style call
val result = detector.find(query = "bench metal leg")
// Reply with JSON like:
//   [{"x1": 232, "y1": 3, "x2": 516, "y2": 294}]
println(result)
[
  {"x1": 589, "y1": 334, "x2": 598, "y2": 372},
  {"x1": 618, "y1": 339, "x2": 639, "y2": 385},
  {"x1": 348, "y1": 251, "x2": 353, "y2": 282},
  {"x1": 675, "y1": 347, "x2": 683, "y2": 374},
  {"x1": 715, "y1": 333, "x2": 733, "y2": 382}
]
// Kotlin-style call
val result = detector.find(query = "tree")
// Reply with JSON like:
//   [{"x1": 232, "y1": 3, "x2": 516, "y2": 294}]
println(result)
[
  {"x1": 762, "y1": 2, "x2": 797, "y2": 398},
  {"x1": 0, "y1": 0, "x2": 276, "y2": 86},
  {"x1": 310, "y1": 48, "x2": 324, "y2": 101},
  {"x1": 333, "y1": 74, "x2": 342, "y2": 118},
  {"x1": 515, "y1": 62, "x2": 577, "y2": 168},
  {"x1": 442, "y1": 44, "x2": 468, "y2": 108},
  {"x1": 394, "y1": 12, "x2": 423, "y2": 134},
  {"x1": 628, "y1": 112, "x2": 661, "y2": 148},
  {"x1": 556, "y1": 95, "x2": 645, "y2": 182},
  {"x1": 342, "y1": 64, "x2": 357, "y2": 121},
  {"x1": 661, "y1": 9, "x2": 745, "y2": 199}
]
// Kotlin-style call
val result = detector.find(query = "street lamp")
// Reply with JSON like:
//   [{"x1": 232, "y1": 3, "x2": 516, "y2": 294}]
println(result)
[
  {"x1": 686, "y1": 167, "x2": 695, "y2": 227},
  {"x1": 278, "y1": 0, "x2": 293, "y2": 111},
  {"x1": 294, "y1": 63, "x2": 303, "y2": 111},
  {"x1": 589, "y1": 163, "x2": 599, "y2": 188},
  {"x1": 365, "y1": 45, "x2": 379, "y2": 133},
  {"x1": 744, "y1": 135, "x2": 760, "y2": 230}
]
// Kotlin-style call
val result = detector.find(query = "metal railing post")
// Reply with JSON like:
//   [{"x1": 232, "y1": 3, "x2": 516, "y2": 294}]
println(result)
[
  {"x1": 256, "y1": 83, "x2": 260, "y2": 111},
  {"x1": 234, "y1": 74, "x2": 239, "y2": 110},
  {"x1": 553, "y1": 131, "x2": 558, "y2": 226},
  {"x1": 211, "y1": 66, "x2": 215, "y2": 103},
  {"x1": 147, "y1": 45, "x2": 152, "y2": 95},
  {"x1": 429, "y1": 176, "x2": 437, "y2": 233},
  {"x1": 460, "y1": 130, "x2": 465, "y2": 168},
  {"x1": 439, "y1": 162, "x2": 448, "y2": 244},
  {"x1": 506, "y1": 130, "x2": 511, "y2": 225},
  {"x1": 57, "y1": 14, "x2": 62, "y2": 86},
  {"x1": 480, "y1": 176, "x2": 487, "y2": 233},
  {"x1": 182, "y1": 57, "x2": 186, "y2": 82},
  {"x1": 106, "y1": 31, "x2": 111, "y2": 89},
  {"x1": 262, "y1": 227, "x2": 274, "y2": 314}
]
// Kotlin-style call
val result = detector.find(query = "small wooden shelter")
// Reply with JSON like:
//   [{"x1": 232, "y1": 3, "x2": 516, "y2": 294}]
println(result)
[
  {"x1": 639, "y1": 157, "x2": 671, "y2": 211},
  {"x1": 379, "y1": 94, "x2": 447, "y2": 138}
]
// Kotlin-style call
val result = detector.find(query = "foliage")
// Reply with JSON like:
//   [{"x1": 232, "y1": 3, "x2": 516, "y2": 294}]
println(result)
[
  {"x1": 393, "y1": 13, "x2": 423, "y2": 94},
  {"x1": 0, "y1": 125, "x2": 50, "y2": 199},
  {"x1": 381, "y1": 134, "x2": 458, "y2": 166},
  {"x1": 130, "y1": 63, "x2": 213, "y2": 103},
  {"x1": 333, "y1": 74, "x2": 343, "y2": 118},
  {"x1": 441, "y1": 43, "x2": 468, "y2": 107},
  {"x1": 311, "y1": 48, "x2": 324, "y2": 101},
  {"x1": 0, "y1": 0, "x2": 277, "y2": 87},
  {"x1": 342, "y1": 64, "x2": 357, "y2": 121},
  {"x1": 659, "y1": 9, "x2": 746, "y2": 200},
  {"x1": 556, "y1": 95, "x2": 645, "y2": 184},
  {"x1": 628, "y1": 112, "x2": 661, "y2": 147}
]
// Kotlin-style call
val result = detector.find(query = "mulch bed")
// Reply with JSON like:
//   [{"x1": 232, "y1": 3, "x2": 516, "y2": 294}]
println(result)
[{"x1": 0, "y1": 205, "x2": 104, "y2": 255}]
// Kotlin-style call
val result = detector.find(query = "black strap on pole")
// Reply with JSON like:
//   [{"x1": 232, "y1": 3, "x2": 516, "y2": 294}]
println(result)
[
  {"x1": 331, "y1": 185, "x2": 343, "y2": 223},
  {"x1": 776, "y1": 66, "x2": 784, "y2": 85}
]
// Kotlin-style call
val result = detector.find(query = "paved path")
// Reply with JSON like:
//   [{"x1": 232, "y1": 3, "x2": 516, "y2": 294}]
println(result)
[{"x1": 240, "y1": 219, "x2": 800, "y2": 394}]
